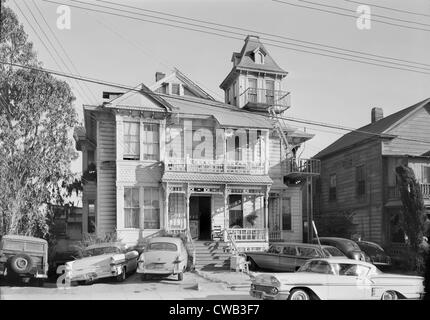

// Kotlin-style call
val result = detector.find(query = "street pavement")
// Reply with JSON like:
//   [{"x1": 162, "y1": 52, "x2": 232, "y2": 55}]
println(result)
[{"x1": 0, "y1": 271, "x2": 258, "y2": 300}]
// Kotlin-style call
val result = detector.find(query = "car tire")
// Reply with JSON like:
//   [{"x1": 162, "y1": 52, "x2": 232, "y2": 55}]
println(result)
[
  {"x1": 177, "y1": 272, "x2": 184, "y2": 281},
  {"x1": 116, "y1": 267, "x2": 126, "y2": 282},
  {"x1": 247, "y1": 258, "x2": 258, "y2": 271},
  {"x1": 381, "y1": 291, "x2": 398, "y2": 300},
  {"x1": 288, "y1": 289, "x2": 311, "y2": 300},
  {"x1": 8, "y1": 254, "x2": 34, "y2": 274}
]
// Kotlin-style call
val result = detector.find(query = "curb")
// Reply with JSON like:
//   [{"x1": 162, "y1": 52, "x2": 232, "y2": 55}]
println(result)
[{"x1": 193, "y1": 269, "x2": 252, "y2": 289}]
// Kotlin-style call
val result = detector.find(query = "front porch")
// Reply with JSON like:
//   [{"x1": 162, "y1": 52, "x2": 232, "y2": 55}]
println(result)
[{"x1": 162, "y1": 173, "x2": 272, "y2": 252}]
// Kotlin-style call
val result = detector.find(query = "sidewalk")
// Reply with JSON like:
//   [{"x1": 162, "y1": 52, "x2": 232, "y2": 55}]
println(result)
[{"x1": 193, "y1": 269, "x2": 254, "y2": 290}]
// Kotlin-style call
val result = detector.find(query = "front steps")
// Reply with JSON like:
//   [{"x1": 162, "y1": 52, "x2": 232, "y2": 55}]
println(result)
[{"x1": 189, "y1": 240, "x2": 232, "y2": 270}]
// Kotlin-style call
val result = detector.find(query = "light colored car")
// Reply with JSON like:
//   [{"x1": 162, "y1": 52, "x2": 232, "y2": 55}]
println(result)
[
  {"x1": 137, "y1": 237, "x2": 188, "y2": 281},
  {"x1": 246, "y1": 242, "x2": 346, "y2": 272},
  {"x1": 250, "y1": 258, "x2": 424, "y2": 300},
  {"x1": 65, "y1": 242, "x2": 138, "y2": 285}
]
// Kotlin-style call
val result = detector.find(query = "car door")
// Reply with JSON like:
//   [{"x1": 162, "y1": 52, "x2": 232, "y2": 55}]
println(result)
[
  {"x1": 257, "y1": 244, "x2": 282, "y2": 271},
  {"x1": 278, "y1": 245, "x2": 297, "y2": 272},
  {"x1": 327, "y1": 263, "x2": 372, "y2": 300}
]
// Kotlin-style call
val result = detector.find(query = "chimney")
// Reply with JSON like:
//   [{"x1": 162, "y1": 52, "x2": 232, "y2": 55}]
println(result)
[
  {"x1": 371, "y1": 107, "x2": 383, "y2": 123},
  {"x1": 155, "y1": 72, "x2": 165, "y2": 82}
]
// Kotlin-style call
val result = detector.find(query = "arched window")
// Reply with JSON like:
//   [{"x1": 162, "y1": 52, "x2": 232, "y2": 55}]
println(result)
[{"x1": 255, "y1": 51, "x2": 264, "y2": 64}]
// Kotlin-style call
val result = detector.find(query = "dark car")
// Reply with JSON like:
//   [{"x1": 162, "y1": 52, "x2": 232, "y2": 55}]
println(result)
[
  {"x1": 356, "y1": 240, "x2": 392, "y2": 269},
  {"x1": 0, "y1": 235, "x2": 49, "y2": 285},
  {"x1": 245, "y1": 242, "x2": 346, "y2": 272},
  {"x1": 312, "y1": 237, "x2": 367, "y2": 261}
]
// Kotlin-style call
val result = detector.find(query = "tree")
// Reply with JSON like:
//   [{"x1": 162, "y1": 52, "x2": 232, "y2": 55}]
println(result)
[
  {"x1": 395, "y1": 165, "x2": 430, "y2": 272},
  {"x1": 0, "y1": 0, "x2": 78, "y2": 238}
]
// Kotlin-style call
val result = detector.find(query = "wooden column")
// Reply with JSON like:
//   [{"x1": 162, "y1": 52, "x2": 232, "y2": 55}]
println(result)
[
  {"x1": 164, "y1": 183, "x2": 169, "y2": 230},
  {"x1": 186, "y1": 185, "x2": 190, "y2": 231},
  {"x1": 224, "y1": 185, "x2": 229, "y2": 242},
  {"x1": 264, "y1": 187, "x2": 270, "y2": 242}
]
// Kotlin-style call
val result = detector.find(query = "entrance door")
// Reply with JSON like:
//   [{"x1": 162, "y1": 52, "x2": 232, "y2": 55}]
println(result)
[{"x1": 190, "y1": 196, "x2": 212, "y2": 240}]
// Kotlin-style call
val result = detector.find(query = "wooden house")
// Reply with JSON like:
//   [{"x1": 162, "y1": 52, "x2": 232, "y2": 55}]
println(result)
[
  {"x1": 74, "y1": 35, "x2": 319, "y2": 264},
  {"x1": 314, "y1": 99, "x2": 430, "y2": 254}
]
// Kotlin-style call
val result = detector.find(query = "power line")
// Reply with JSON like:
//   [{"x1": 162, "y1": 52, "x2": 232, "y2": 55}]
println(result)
[
  {"x1": 94, "y1": 0, "x2": 430, "y2": 68},
  {"x1": 38, "y1": 0, "x2": 430, "y2": 76},
  {"x1": 299, "y1": 0, "x2": 430, "y2": 28},
  {"x1": 2, "y1": 60, "x2": 430, "y2": 146},
  {"x1": 30, "y1": 0, "x2": 98, "y2": 104},
  {"x1": 344, "y1": 0, "x2": 430, "y2": 19},
  {"x1": 273, "y1": 0, "x2": 430, "y2": 32}
]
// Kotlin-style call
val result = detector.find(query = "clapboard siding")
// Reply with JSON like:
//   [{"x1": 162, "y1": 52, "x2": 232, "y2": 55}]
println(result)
[
  {"x1": 97, "y1": 168, "x2": 116, "y2": 236},
  {"x1": 383, "y1": 105, "x2": 430, "y2": 156},
  {"x1": 98, "y1": 119, "x2": 116, "y2": 161},
  {"x1": 281, "y1": 186, "x2": 302, "y2": 242},
  {"x1": 269, "y1": 137, "x2": 282, "y2": 178}
]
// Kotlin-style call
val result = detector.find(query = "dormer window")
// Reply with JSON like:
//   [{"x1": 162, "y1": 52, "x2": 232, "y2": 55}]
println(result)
[
  {"x1": 172, "y1": 83, "x2": 180, "y2": 95},
  {"x1": 253, "y1": 47, "x2": 266, "y2": 64}
]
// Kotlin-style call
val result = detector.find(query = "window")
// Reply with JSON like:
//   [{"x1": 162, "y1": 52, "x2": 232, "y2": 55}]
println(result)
[
  {"x1": 283, "y1": 246, "x2": 297, "y2": 256},
  {"x1": 87, "y1": 150, "x2": 95, "y2": 167},
  {"x1": 124, "y1": 187, "x2": 140, "y2": 228},
  {"x1": 88, "y1": 201, "x2": 95, "y2": 233},
  {"x1": 232, "y1": 81, "x2": 237, "y2": 106},
  {"x1": 297, "y1": 247, "x2": 319, "y2": 257},
  {"x1": 142, "y1": 123, "x2": 159, "y2": 160},
  {"x1": 143, "y1": 187, "x2": 160, "y2": 229},
  {"x1": 226, "y1": 88, "x2": 231, "y2": 104},
  {"x1": 329, "y1": 174, "x2": 337, "y2": 201},
  {"x1": 356, "y1": 165, "x2": 366, "y2": 196},
  {"x1": 267, "y1": 245, "x2": 282, "y2": 254},
  {"x1": 148, "y1": 242, "x2": 177, "y2": 251},
  {"x1": 248, "y1": 78, "x2": 257, "y2": 103},
  {"x1": 422, "y1": 166, "x2": 430, "y2": 183},
  {"x1": 171, "y1": 83, "x2": 180, "y2": 95},
  {"x1": 281, "y1": 197, "x2": 291, "y2": 231},
  {"x1": 229, "y1": 195, "x2": 243, "y2": 228},
  {"x1": 123, "y1": 122, "x2": 140, "y2": 160},
  {"x1": 265, "y1": 80, "x2": 274, "y2": 104},
  {"x1": 255, "y1": 51, "x2": 264, "y2": 64},
  {"x1": 234, "y1": 136, "x2": 241, "y2": 161}
]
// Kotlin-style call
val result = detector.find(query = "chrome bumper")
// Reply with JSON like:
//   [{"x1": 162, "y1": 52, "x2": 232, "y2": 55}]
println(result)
[{"x1": 250, "y1": 289, "x2": 290, "y2": 300}]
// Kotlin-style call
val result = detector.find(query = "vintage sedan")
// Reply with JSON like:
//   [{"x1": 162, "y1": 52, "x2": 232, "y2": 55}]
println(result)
[
  {"x1": 250, "y1": 258, "x2": 424, "y2": 300},
  {"x1": 65, "y1": 242, "x2": 138, "y2": 285},
  {"x1": 312, "y1": 237, "x2": 367, "y2": 261},
  {"x1": 246, "y1": 242, "x2": 346, "y2": 272},
  {"x1": 137, "y1": 237, "x2": 188, "y2": 281},
  {"x1": 356, "y1": 240, "x2": 392, "y2": 269}
]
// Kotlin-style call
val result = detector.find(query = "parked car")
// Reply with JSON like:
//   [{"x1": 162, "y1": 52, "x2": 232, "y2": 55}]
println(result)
[
  {"x1": 0, "y1": 235, "x2": 49, "y2": 285},
  {"x1": 65, "y1": 242, "x2": 138, "y2": 285},
  {"x1": 137, "y1": 237, "x2": 188, "y2": 281},
  {"x1": 312, "y1": 237, "x2": 367, "y2": 261},
  {"x1": 356, "y1": 240, "x2": 392, "y2": 269},
  {"x1": 250, "y1": 257, "x2": 424, "y2": 300},
  {"x1": 245, "y1": 242, "x2": 346, "y2": 272}
]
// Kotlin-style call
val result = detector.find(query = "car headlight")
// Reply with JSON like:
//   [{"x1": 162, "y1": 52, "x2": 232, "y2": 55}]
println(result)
[
  {"x1": 271, "y1": 287, "x2": 279, "y2": 295},
  {"x1": 270, "y1": 276, "x2": 281, "y2": 287},
  {"x1": 250, "y1": 284, "x2": 256, "y2": 290}
]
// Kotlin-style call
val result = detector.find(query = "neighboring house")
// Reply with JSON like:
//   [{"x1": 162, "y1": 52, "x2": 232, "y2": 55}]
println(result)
[
  {"x1": 314, "y1": 99, "x2": 430, "y2": 253},
  {"x1": 74, "y1": 35, "x2": 319, "y2": 252}
]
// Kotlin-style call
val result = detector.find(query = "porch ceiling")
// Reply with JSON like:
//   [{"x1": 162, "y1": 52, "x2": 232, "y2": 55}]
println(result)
[{"x1": 162, "y1": 172, "x2": 273, "y2": 185}]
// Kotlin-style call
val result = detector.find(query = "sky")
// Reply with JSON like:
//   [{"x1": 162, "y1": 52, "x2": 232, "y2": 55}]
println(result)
[{"x1": 6, "y1": 0, "x2": 430, "y2": 174}]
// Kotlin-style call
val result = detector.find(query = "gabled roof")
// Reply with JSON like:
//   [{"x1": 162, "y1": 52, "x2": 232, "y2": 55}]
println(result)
[
  {"x1": 149, "y1": 69, "x2": 216, "y2": 101},
  {"x1": 220, "y1": 35, "x2": 288, "y2": 89},
  {"x1": 314, "y1": 98, "x2": 430, "y2": 159}
]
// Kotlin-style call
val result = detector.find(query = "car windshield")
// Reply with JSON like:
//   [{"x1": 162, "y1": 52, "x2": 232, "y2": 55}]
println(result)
[
  {"x1": 342, "y1": 240, "x2": 361, "y2": 251},
  {"x1": 147, "y1": 242, "x2": 178, "y2": 251},
  {"x1": 323, "y1": 247, "x2": 345, "y2": 257},
  {"x1": 298, "y1": 260, "x2": 334, "y2": 274},
  {"x1": 83, "y1": 246, "x2": 120, "y2": 257},
  {"x1": 358, "y1": 242, "x2": 384, "y2": 255}
]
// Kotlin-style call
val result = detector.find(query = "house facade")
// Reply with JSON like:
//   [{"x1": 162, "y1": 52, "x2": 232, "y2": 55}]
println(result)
[
  {"x1": 314, "y1": 99, "x2": 430, "y2": 252},
  {"x1": 74, "y1": 35, "x2": 319, "y2": 251}
]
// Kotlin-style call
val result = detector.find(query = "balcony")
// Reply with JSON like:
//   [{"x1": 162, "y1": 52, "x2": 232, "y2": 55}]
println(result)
[
  {"x1": 165, "y1": 157, "x2": 266, "y2": 175},
  {"x1": 387, "y1": 183, "x2": 430, "y2": 200},
  {"x1": 285, "y1": 158, "x2": 321, "y2": 178},
  {"x1": 242, "y1": 88, "x2": 291, "y2": 111}
]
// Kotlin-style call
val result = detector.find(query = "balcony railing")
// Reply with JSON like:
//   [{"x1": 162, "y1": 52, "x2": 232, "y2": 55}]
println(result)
[
  {"x1": 269, "y1": 230, "x2": 282, "y2": 242},
  {"x1": 242, "y1": 88, "x2": 291, "y2": 110},
  {"x1": 285, "y1": 158, "x2": 321, "y2": 178},
  {"x1": 228, "y1": 228, "x2": 267, "y2": 242},
  {"x1": 165, "y1": 157, "x2": 266, "y2": 175},
  {"x1": 387, "y1": 183, "x2": 430, "y2": 200}
]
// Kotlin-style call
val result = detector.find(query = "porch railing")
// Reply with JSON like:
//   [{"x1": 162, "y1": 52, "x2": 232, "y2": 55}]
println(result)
[
  {"x1": 286, "y1": 158, "x2": 321, "y2": 177},
  {"x1": 227, "y1": 228, "x2": 266, "y2": 242},
  {"x1": 386, "y1": 183, "x2": 430, "y2": 200},
  {"x1": 269, "y1": 230, "x2": 282, "y2": 242},
  {"x1": 242, "y1": 88, "x2": 291, "y2": 109},
  {"x1": 165, "y1": 157, "x2": 265, "y2": 175}
]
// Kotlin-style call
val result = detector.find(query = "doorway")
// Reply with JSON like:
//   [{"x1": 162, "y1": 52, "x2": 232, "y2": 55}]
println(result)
[{"x1": 189, "y1": 196, "x2": 212, "y2": 240}]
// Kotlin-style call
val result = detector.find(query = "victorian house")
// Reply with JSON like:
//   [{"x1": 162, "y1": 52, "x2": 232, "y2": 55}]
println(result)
[
  {"x1": 314, "y1": 99, "x2": 430, "y2": 257},
  {"x1": 74, "y1": 35, "x2": 319, "y2": 261}
]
